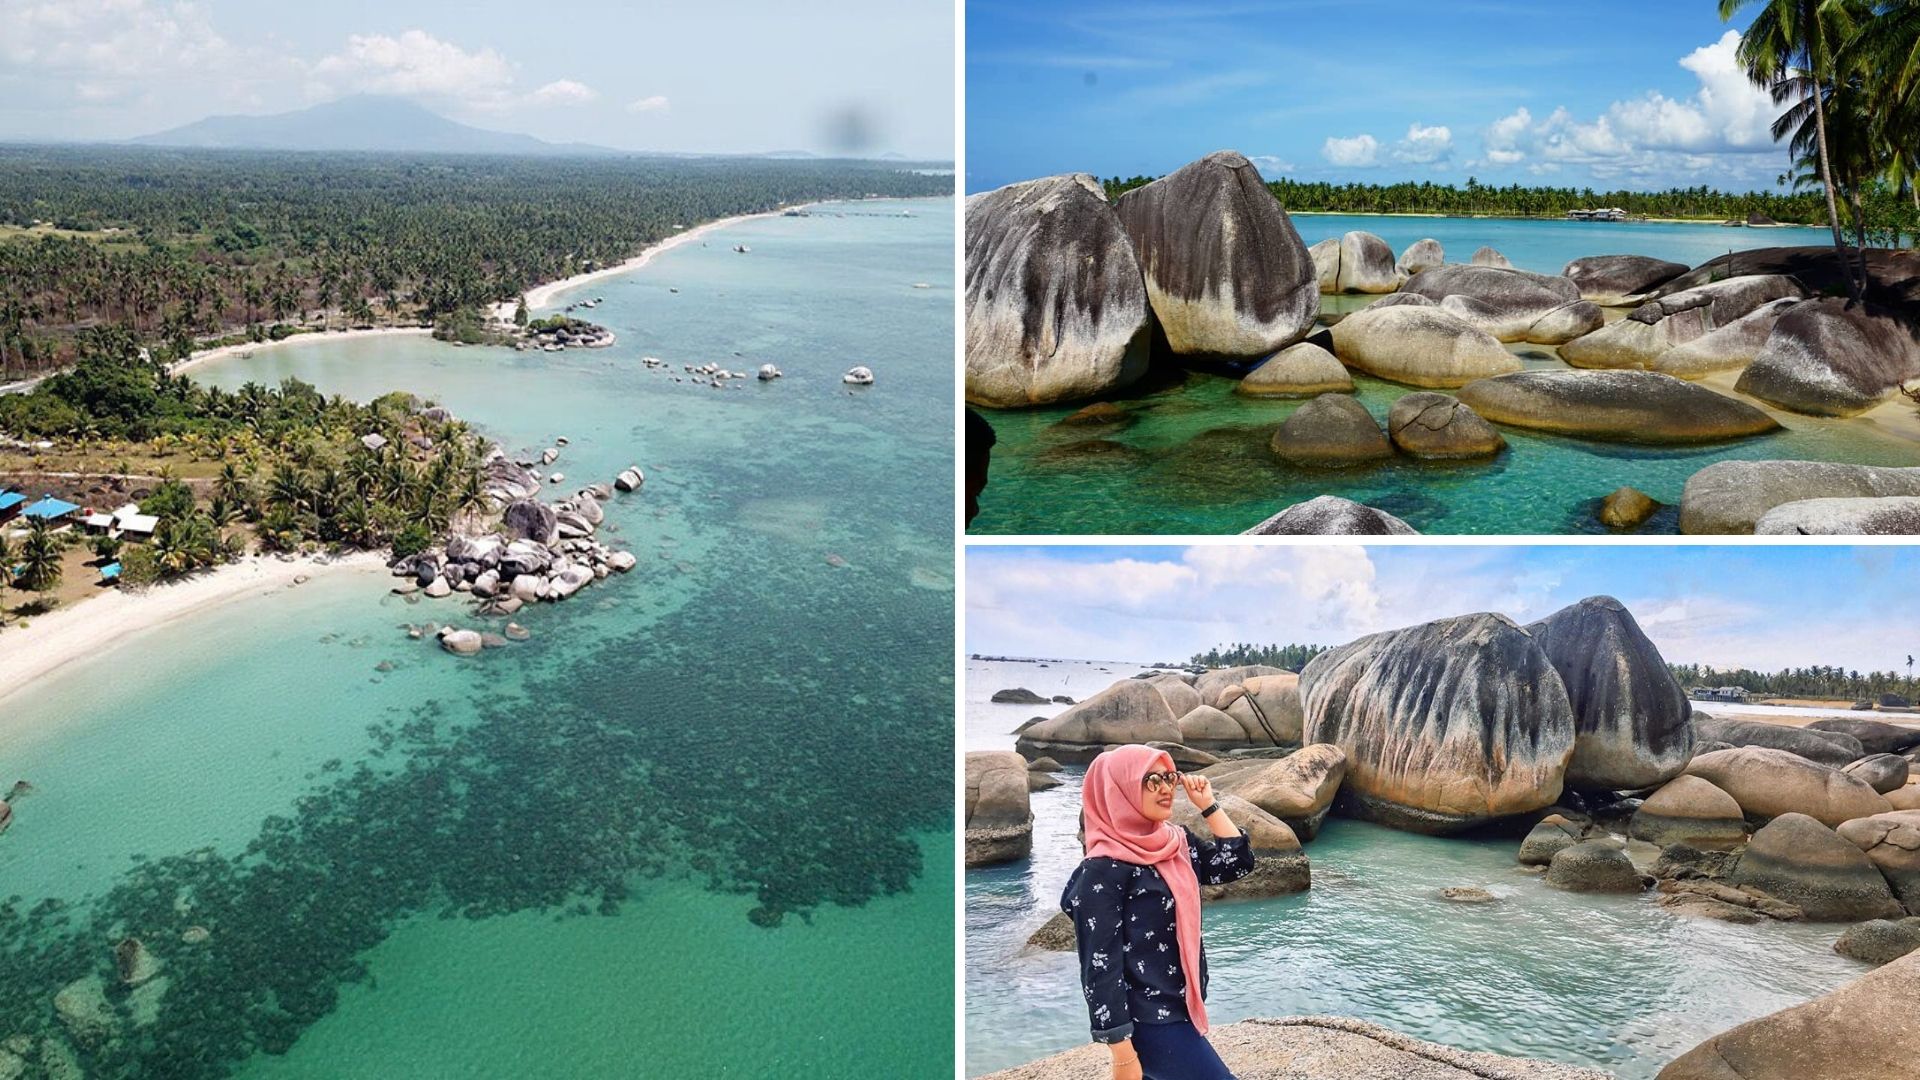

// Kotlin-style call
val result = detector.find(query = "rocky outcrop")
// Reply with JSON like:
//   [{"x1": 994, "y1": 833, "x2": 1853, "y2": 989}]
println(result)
[
  {"x1": 1400, "y1": 264, "x2": 1600, "y2": 344},
  {"x1": 1241, "y1": 496, "x2": 1418, "y2": 535},
  {"x1": 1835, "y1": 810, "x2": 1920, "y2": 913},
  {"x1": 1560, "y1": 275, "x2": 1806, "y2": 369},
  {"x1": 1210, "y1": 744, "x2": 1348, "y2": 840},
  {"x1": 1013, "y1": 680, "x2": 1182, "y2": 762},
  {"x1": 1685, "y1": 746, "x2": 1891, "y2": 827},
  {"x1": 964, "y1": 174, "x2": 1152, "y2": 406},
  {"x1": 1561, "y1": 254, "x2": 1690, "y2": 306},
  {"x1": 981, "y1": 1015, "x2": 1616, "y2": 1080},
  {"x1": 1385, "y1": 392, "x2": 1505, "y2": 458},
  {"x1": 1599, "y1": 486, "x2": 1660, "y2": 528},
  {"x1": 1844, "y1": 754, "x2": 1911, "y2": 794},
  {"x1": 1397, "y1": 238, "x2": 1444, "y2": 275},
  {"x1": 990, "y1": 688, "x2": 1050, "y2": 705},
  {"x1": 1456, "y1": 370, "x2": 1780, "y2": 443},
  {"x1": 1651, "y1": 298, "x2": 1799, "y2": 379},
  {"x1": 1172, "y1": 795, "x2": 1311, "y2": 899},
  {"x1": 1735, "y1": 298, "x2": 1920, "y2": 416},
  {"x1": 1328, "y1": 305, "x2": 1523, "y2": 388},
  {"x1": 1113, "y1": 151, "x2": 1318, "y2": 357},
  {"x1": 1658, "y1": 947, "x2": 1920, "y2": 1080},
  {"x1": 1692, "y1": 716, "x2": 1863, "y2": 767},
  {"x1": 1806, "y1": 718, "x2": 1920, "y2": 755},
  {"x1": 1524, "y1": 596, "x2": 1694, "y2": 791},
  {"x1": 1237, "y1": 342, "x2": 1354, "y2": 397},
  {"x1": 1299, "y1": 613, "x2": 1576, "y2": 833},
  {"x1": 1833, "y1": 917, "x2": 1920, "y2": 964},
  {"x1": 1728, "y1": 812, "x2": 1904, "y2": 920},
  {"x1": 1178, "y1": 704, "x2": 1248, "y2": 750},
  {"x1": 1471, "y1": 246, "x2": 1511, "y2": 268},
  {"x1": 1195, "y1": 665, "x2": 1290, "y2": 707},
  {"x1": 501, "y1": 499, "x2": 559, "y2": 545},
  {"x1": 1680, "y1": 461, "x2": 1920, "y2": 534},
  {"x1": 966, "y1": 751, "x2": 1034, "y2": 867},
  {"x1": 1325, "y1": 231, "x2": 1407, "y2": 294},
  {"x1": 1546, "y1": 839, "x2": 1646, "y2": 893},
  {"x1": 1309, "y1": 237, "x2": 1340, "y2": 292},
  {"x1": 1518, "y1": 813, "x2": 1594, "y2": 865},
  {"x1": 1754, "y1": 496, "x2": 1920, "y2": 535},
  {"x1": 1147, "y1": 673, "x2": 1203, "y2": 717},
  {"x1": 1269, "y1": 394, "x2": 1393, "y2": 467},
  {"x1": 1630, "y1": 776, "x2": 1747, "y2": 850},
  {"x1": 1221, "y1": 675, "x2": 1305, "y2": 748}
]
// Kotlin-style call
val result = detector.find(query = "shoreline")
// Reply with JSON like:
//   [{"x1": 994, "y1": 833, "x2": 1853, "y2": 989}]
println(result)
[
  {"x1": 1287, "y1": 209, "x2": 1820, "y2": 227},
  {"x1": 0, "y1": 550, "x2": 385, "y2": 715},
  {"x1": 488, "y1": 208, "x2": 789, "y2": 320},
  {"x1": 171, "y1": 326, "x2": 433, "y2": 379}
]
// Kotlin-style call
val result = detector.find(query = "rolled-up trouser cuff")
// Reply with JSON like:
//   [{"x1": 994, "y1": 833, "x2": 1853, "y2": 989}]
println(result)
[{"x1": 1092, "y1": 1022, "x2": 1135, "y2": 1044}]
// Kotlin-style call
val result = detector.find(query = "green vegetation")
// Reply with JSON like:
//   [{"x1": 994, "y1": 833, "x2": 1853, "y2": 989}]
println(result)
[
  {"x1": 0, "y1": 147, "x2": 950, "y2": 379},
  {"x1": 1189, "y1": 642, "x2": 1331, "y2": 671},
  {"x1": 1669, "y1": 661, "x2": 1918, "y2": 702}
]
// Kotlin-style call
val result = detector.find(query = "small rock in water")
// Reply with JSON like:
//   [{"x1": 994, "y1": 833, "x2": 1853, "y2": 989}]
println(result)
[
  {"x1": 825, "y1": 553, "x2": 849, "y2": 568},
  {"x1": 505, "y1": 622, "x2": 531, "y2": 641},
  {"x1": 375, "y1": 660, "x2": 395, "y2": 673},
  {"x1": 1441, "y1": 886, "x2": 1498, "y2": 903},
  {"x1": 479, "y1": 633, "x2": 510, "y2": 649},
  {"x1": 180, "y1": 927, "x2": 211, "y2": 945},
  {"x1": 1600, "y1": 486, "x2": 1661, "y2": 529},
  {"x1": 842, "y1": 365, "x2": 874, "y2": 385}
]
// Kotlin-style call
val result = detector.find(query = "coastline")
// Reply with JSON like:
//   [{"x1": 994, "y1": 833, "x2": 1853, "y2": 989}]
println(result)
[
  {"x1": 172, "y1": 326, "x2": 433, "y2": 379},
  {"x1": 0, "y1": 550, "x2": 385, "y2": 714},
  {"x1": 1287, "y1": 209, "x2": 1819, "y2": 227},
  {"x1": 486, "y1": 208, "x2": 789, "y2": 320}
]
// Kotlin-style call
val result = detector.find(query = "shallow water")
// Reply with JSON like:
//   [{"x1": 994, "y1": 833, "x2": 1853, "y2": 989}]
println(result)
[
  {"x1": 969, "y1": 217, "x2": 1920, "y2": 536},
  {"x1": 0, "y1": 199, "x2": 955, "y2": 1078},
  {"x1": 964, "y1": 659, "x2": 1869, "y2": 1079}
]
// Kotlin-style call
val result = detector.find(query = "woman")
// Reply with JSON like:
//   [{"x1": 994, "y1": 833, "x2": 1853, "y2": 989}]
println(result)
[{"x1": 1062, "y1": 744, "x2": 1255, "y2": 1080}]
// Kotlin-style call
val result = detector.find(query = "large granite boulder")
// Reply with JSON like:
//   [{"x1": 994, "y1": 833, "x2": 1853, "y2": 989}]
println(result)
[
  {"x1": 1385, "y1": 392, "x2": 1505, "y2": 458},
  {"x1": 1309, "y1": 237, "x2": 1341, "y2": 292},
  {"x1": 1334, "y1": 231, "x2": 1406, "y2": 294},
  {"x1": 964, "y1": 174, "x2": 1152, "y2": 407},
  {"x1": 1681, "y1": 461, "x2": 1920, "y2": 534},
  {"x1": 965, "y1": 752, "x2": 1033, "y2": 867},
  {"x1": 1471, "y1": 246, "x2": 1512, "y2": 268},
  {"x1": 1560, "y1": 275, "x2": 1806, "y2": 369},
  {"x1": 1727, "y1": 812, "x2": 1904, "y2": 920},
  {"x1": 1657, "y1": 948, "x2": 1920, "y2": 1079},
  {"x1": 1397, "y1": 238, "x2": 1445, "y2": 275},
  {"x1": 1221, "y1": 674, "x2": 1305, "y2": 747},
  {"x1": 1524, "y1": 596, "x2": 1694, "y2": 791},
  {"x1": 1014, "y1": 680, "x2": 1182, "y2": 762},
  {"x1": 1170, "y1": 795, "x2": 1310, "y2": 899},
  {"x1": 1833, "y1": 916, "x2": 1920, "y2": 964},
  {"x1": 1196, "y1": 665, "x2": 1291, "y2": 708},
  {"x1": 1546, "y1": 838, "x2": 1646, "y2": 893},
  {"x1": 1113, "y1": 151, "x2": 1318, "y2": 357},
  {"x1": 1845, "y1": 754, "x2": 1911, "y2": 795},
  {"x1": 1652, "y1": 298, "x2": 1799, "y2": 379},
  {"x1": 1735, "y1": 298, "x2": 1920, "y2": 416},
  {"x1": 1211, "y1": 744, "x2": 1348, "y2": 840},
  {"x1": 1562, "y1": 254, "x2": 1691, "y2": 306},
  {"x1": 1242, "y1": 496, "x2": 1418, "y2": 535},
  {"x1": 1147, "y1": 674, "x2": 1204, "y2": 718},
  {"x1": 1836, "y1": 810, "x2": 1920, "y2": 914},
  {"x1": 1518, "y1": 813, "x2": 1595, "y2": 865},
  {"x1": 1754, "y1": 496, "x2": 1920, "y2": 535},
  {"x1": 1327, "y1": 305, "x2": 1524, "y2": 388},
  {"x1": 501, "y1": 499, "x2": 559, "y2": 545},
  {"x1": 1685, "y1": 747, "x2": 1892, "y2": 827},
  {"x1": 1630, "y1": 776, "x2": 1747, "y2": 850},
  {"x1": 1456, "y1": 370, "x2": 1781, "y2": 443},
  {"x1": 1401, "y1": 264, "x2": 1600, "y2": 344},
  {"x1": 1178, "y1": 705, "x2": 1248, "y2": 750},
  {"x1": 1237, "y1": 342, "x2": 1354, "y2": 397},
  {"x1": 1807, "y1": 718, "x2": 1920, "y2": 755},
  {"x1": 1269, "y1": 394, "x2": 1393, "y2": 466},
  {"x1": 1299, "y1": 613, "x2": 1576, "y2": 833},
  {"x1": 1692, "y1": 716, "x2": 1863, "y2": 768}
]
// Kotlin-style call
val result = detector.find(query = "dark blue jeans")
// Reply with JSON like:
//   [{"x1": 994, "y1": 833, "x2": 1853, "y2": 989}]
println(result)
[{"x1": 1134, "y1": 1020, "x2": 1235, "y2": 1080}]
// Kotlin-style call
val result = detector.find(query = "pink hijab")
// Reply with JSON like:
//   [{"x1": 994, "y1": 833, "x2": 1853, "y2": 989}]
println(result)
[{"x1": 1081, "y1": 744, "x2": 1208, "y2": 1034}]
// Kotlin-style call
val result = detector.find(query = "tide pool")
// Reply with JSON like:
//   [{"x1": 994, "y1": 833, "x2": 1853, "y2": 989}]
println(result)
[
  {"x1": 0, "y1": 199, "x2": 955, "y2": 1079},
  {"x1": 964, "y1": 659, "x2": 1868, "y2": 1079}
]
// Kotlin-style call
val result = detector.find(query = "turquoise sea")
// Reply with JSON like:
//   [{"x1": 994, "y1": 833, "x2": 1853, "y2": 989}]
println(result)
[
  {"x1": 0, "y1": 199, "x2": 955, "y2": 1078},
  {"x1": 964, "y1": 659, "x2": 1868, "y2": 1079},
  {"x1": 969, "y1": 217, "x2": 1920, "y2": 535}
]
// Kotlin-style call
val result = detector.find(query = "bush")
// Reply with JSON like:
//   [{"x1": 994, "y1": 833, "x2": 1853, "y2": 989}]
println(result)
[
  {"x1": 119, "y1": 545, "x2": 160, "y2": 586},
  {"x1": 391, "y1": 521, "x2": 432, "y2": 559}
]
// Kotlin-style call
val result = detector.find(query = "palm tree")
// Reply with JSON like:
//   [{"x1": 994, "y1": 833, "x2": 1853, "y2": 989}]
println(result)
[
  {"x1": 16, "y1": 518, "x2": 65, "y2": 595},
  {"x1": 0, "y1": 532, "x2": 12, "y2": 621}
]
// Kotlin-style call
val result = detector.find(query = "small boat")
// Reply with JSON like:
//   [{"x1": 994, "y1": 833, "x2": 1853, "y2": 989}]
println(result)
[{"x1": 732, "y1": 244, "x2": 751, "y2": 254}]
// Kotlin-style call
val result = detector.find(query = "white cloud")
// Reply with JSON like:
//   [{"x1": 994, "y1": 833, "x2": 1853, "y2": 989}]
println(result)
[
  {"x1": 310, "y1": 30, "x2": 517, "y2": 109},
  {"x1": 529, "y1": 79, "x2": 596, "y2": 106},
  {"x1": 1249, "y1": 155, "x2": 1296, "y2": 176},
  {"x1": 1322, "y1": 133, "x2": 1379, "y2": 167},
  {"x1": 1393, "y1": 122, "x2": 1452, "y2": 164},
  {"x1": 0, "y1": 0, "x2": 231, "y2": 72},
  {"x1": 627, "y1": 95, "x2": 671, "y2": 114}
]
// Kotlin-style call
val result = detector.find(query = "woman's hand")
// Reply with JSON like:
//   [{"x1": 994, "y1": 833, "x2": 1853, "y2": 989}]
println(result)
[
  {"x1": 1108, "y1": 1040, "x2": 1142, "y2": 1080},
  {"x1": 1180, "y1": 773, "x2": 1214, "y2": 808}
]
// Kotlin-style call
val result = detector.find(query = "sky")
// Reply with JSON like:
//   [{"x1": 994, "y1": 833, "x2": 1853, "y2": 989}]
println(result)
[
  {"x1": 0, "y1": 0, "x2": 954, "y2": 158},
  {"x1": 966, "y1": 545, "x2": 1920, "y2": 675},
  {"x1": 965, "y1": 0, "x2": 1793, "y2": 193}
]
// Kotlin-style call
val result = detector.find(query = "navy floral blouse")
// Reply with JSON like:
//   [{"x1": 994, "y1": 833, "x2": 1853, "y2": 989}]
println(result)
[{"x1": 1060, "y1": 828, "x2": 1255, "y2": 1043}]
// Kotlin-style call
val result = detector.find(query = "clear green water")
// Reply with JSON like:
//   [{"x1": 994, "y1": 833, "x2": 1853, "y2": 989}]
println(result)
[
  {"x1": 964, "y1": 660, "x2": 1867, "y2": 1079},
  {"x1": 969, "y1": 218, "x2": 1920, "y2": 535},
  {"x1": 0, "y1": 199, "x2": 955, "y2": 1078}
]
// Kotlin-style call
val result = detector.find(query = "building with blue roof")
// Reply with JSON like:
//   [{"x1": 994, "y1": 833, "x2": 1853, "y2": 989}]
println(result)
[
  {"x1": 0, "y1": 490, "x2": 26, "y2": 523},
  {"x1": 21, "y1": 495, "x2": 81, "y2": 526}
]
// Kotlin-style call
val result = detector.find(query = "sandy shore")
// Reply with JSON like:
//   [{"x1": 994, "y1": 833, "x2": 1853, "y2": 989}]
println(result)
[
  {"x1": 1696, "y1": 368, "x2": 1920, "y2": 449},
  {"x1": 170, "y1": 326, "x2": 433, "y2": 379},
  {"x1": 0, "y1": 550, "x2": 384, "y2": 713},
  {"x1": 486, "y1": 209, "x2": 788, "y2": 321}
]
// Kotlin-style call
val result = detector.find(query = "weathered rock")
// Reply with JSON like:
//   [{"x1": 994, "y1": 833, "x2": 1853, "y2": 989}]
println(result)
[
  {"x1": 964, "y1": 173, "x2": 1153, "y2": 406},
  {"x1": 1221, "y1": 674, "x2": 1305, "y2": 748},
  {"x1": 1241, "y1": 496, "x2": 1418, "y2": 535},
  {"x1": 1014, "y1": 680, "x2": 1182, "y2": 763},
  {"x1": 1807, "y1": 718, "x2": 1920, "y2": 755},
  {"x1": 1833, "y1": 916, "x2": 1920, "y2": 964},
  {"x1": 614, "y1": 467, "x2": 644, "y2": 492},
  {"x1": 1729, "y1": 812, "x2": 1903, "y2": 921},
  {"x1": 1652, "y1": 298, "x2": 1799, "y2": 379},
  {"x1": 53, "y1": 976, "x2": 115, "y2": 1047},
  {"x1": 1027, "y1": 772, "x2": 1062, "y2": 792},
  {"x1": 1754, "y1": 496, "x2": 1920, "y2": 535},
  {"x1": 115, "y1": 937, "x2": 161, "y2": 986},
  {"x1": 1237, "y1": 342, "x2": 1354, "y2": 397},
  {"x1": 1327, "y1": 305, "x2": 1523, "y2": 388},
  {"x1": 1655, "y1": 876, "x2": 1804, "y2": 920},
  {"x1": 965, "y1": 751, "x2": 1033, "y2": 867},
  {"x1": 991, "y1": 687, "x2": 1050, "y2": 705},
  {"x1": 1471, "y1": 246, "x2": 1511, "y2": 268},
  {"x1": 1525, "y1": 596, "x2": 1694, "y2": 791},
  {"x1": 1456, "y1": 370, "x2": 1781, "y2": 443},
  {"x1": 1441, "y1": 887, "x2": 1497, "y2": 903},
  {"x1": 1195, "y1": 665, "x2": 1290, "y2": 708},
  {"x1": 444, "y1": 533, "x2": 502, "y2": 567},
  {"x1": 1518, "y1": 814, "x2": 1592, "y2": 865},
  {"x1": 1214, "y1": 744, "x2": 1347, "y2": 840},
  {"x1": 1148, "y1": 674, "x2": 1204, "y2": 717},
  {"x1": 1547, "y1": 838, "x2": 1646, "y2": 893},
  {"x1": 1562, "y1": 254, "x2": 1691, "y2": 306},
  {"x1": 1025, "y1": 911, "x2": 1075, "y2": 951},
  {"x1": 1336, "y1": 231, "x2": 1406, "y2": 294},
  {"x1": 1299, "y1": 612, "x2": 1576, "y2": 834},
  {"x1": 1401, "y1": 264, "x2": 1598, "y2": 344},
  {"x1": 1269, "y1": 394, "x2": 1393, "y2": 467},
  {"x1": 1657, "y1": 948, "x2": 1920, "y2": 1080},
  {"x1": 501, "y1": 499, "x2": 559, "y2": 545},
  {"x1": 1113, "y1": 151, "x2": 1318, "y2": 358},
  {"x1": 1141, "y1": 741, "x2": 1219, "y2": 771},
  {"x1": 1630, "y1": 776, "x2": 1747, "y2": 850},
  {"x1": 1735, "y1": 298, "x2": 1920, "y2": 416},
  {"x1": 1845, "y1": 754, "x2": 1912, "y2": 795},
  {"x1": 1686, "y1": 746, "x2": 1891, "y2": 827},
  {"x1": 1681, "y1": 461, "x2": 1920, "y2": 534},
  {"x1": 1397, "y1": 238, "x2": 1444, "y2": 275},
  {"x1": 1836, "y1": 810, "x2": 1920, "y2": 914},
  {"x1": 1658, "y1": 892, "x2": 1765, "y2": 924},
  {"x1": 440, "y1": 629, "x2": 483, "y2": 656},
  {"x1": 1309, "y1": 237, "x2": 1340, "y2": 292},
  {"x1": 423, "y1": 577, "x2": 452, "y2": 599},
  {"x1": 1561, "y1": 275, "x2": 1806, "y2": 370},
  {"x1": 1364, "y1": 292, "x2": 1435, "y2": 310},
  {"x1": 1178, "y1": 704, "x2": 1250, "y2": 751},
  {"x1": 1692, "y1": 716, "x2": 1863, "y2": 768},
  {"x1": 1385, "y1": 392, "x2": 1504, "y2": 458}
]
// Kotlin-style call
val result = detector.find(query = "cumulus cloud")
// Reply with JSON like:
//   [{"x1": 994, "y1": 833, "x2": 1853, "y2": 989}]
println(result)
[
  {"x1": 309, "y1": 30, "x2": 518, "y2": 108},
  {"x1": 1393, "y1": 122, "x2": 1452, "y2": 164},
  {"x1": 1322, "y1": 133, "x2": 1379, "y2": 167},
  {"x1": 529, "y1": 79, "x2": 596, "y2": 106},
  {"x1": 0, "y1": 0, "x2": 254, "y2": 104},
  {"x1": 627, "y1": 95, "x2": 671, "y2": 114},
  {"x1": 1249, "y1": 155, "x2": 1296, "y2": 175}
]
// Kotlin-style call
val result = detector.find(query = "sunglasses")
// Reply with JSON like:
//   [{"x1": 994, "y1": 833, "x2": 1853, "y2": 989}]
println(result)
[{"x1": 1142, "y1": 770, "x2": 1182, "y2": 792}]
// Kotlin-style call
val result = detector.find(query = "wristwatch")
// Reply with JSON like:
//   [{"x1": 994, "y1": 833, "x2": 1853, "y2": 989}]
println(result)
[{"x1": 1199, "y1": 802, "x2": 1222, "y2": 818}]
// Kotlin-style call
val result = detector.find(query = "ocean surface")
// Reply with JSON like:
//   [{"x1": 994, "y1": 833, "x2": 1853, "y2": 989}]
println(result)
[
  {"x1": 0, "y1": 199, "x2": 955, "y2": 1078},
  {"x1": 964, "y1": 658, "x2": 1869, "y2": 1079},
  {"x1": 969, "y1": 217, "x2": 1920, "y2": 536}
]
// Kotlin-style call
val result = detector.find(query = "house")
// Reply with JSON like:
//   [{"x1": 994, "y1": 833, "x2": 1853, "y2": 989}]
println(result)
[
  {"x1": 1690, "y1": 686, "x2": 1752, "y2": 703},
  {"x1": 20, "y1": 495, "x2": 81, "y2": 529},
  {"x1": 110, "y1": 503, "x2": 158, "y2": 540},
  {"x1": 0, "y1": 489, "x2": 25, "y2": 524}
]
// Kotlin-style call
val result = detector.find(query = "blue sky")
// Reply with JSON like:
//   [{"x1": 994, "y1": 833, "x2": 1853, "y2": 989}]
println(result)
[
  {"x1": 966, "y1": 0, "x2": 1790, "y2": 192},
  {"x1": 0, "y1": 0, "x2": 954, "y2": 158},
  {"x1": 966, "y1": 545, "x2": 1920, "y2": 674}
]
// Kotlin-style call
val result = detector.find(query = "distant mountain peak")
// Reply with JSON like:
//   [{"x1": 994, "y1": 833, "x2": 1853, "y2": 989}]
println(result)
[{"x1": 132, "y1": 96, "x2": 616, "y2": 156}]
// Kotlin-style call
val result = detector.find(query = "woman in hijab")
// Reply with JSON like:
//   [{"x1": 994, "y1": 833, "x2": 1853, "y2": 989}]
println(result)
[{"x1": 1063, "y1": 743, "x2": 1255, "y2": 1080}]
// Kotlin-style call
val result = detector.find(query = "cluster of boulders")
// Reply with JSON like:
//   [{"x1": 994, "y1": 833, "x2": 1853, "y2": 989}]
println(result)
[
  {"x1": 514, "y1": 316, "x2": 615, "y2": 352},
  {"x1": 393, "y1": 448, "x2": 641, "y2": 654}
]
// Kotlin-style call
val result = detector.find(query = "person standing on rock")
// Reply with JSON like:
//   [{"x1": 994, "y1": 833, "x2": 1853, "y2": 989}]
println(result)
[{"x1": 1064, "y1": 744, "x2": 1253, "y2": 1080}]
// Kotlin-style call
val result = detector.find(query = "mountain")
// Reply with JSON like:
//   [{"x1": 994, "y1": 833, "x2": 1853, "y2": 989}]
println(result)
[{"x1": 131, "y1": 96, "x2": 617, "y2": 156}]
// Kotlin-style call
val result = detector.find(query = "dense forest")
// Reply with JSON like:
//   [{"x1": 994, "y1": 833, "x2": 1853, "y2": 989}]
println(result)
[
  {"x1": 1187, "y1": 642, "x2": 1331, "y2": 671},
  {"x1": 0, "y1": 147, "x2": 950, "y2": 379},
  {"x1": 1668, "y1": 662, "x2": 1918, "y2": 702}
]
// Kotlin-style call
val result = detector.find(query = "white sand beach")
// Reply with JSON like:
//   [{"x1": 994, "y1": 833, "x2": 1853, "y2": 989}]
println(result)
[
  {"x1": 487, "y1": 209, "x2": 788, "y2": 320},
  {"x1": 0, "y1": 550, "x2": 385, "y2": 713},
  {"x1": 170, "y1": 326, "x2": 434, "y2": 379}
]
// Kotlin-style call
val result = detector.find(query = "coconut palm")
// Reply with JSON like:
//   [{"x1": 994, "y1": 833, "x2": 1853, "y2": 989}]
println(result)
[{"x1": 16, "y1": 518, "x2": 65, "y2": 594}]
